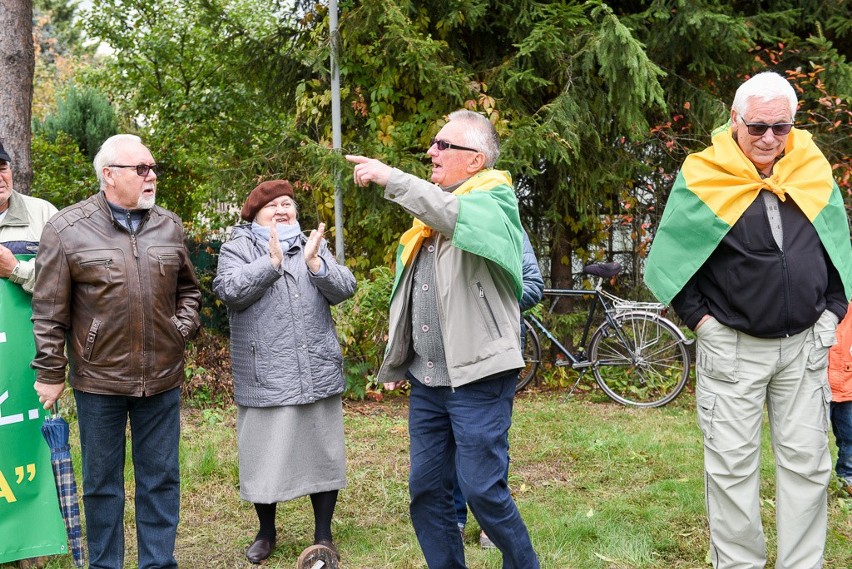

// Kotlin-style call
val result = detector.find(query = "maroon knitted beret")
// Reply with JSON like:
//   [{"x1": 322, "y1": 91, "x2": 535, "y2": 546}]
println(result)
[{"x1": 240, "y1": 180, "x2": 294, "y2": 221}]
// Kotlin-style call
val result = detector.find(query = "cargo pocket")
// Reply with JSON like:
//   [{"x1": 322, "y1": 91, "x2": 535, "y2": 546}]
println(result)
[
  {"x1": 696, "y1": 389, "x2": 717, "y2": 440},
  {"x1": 695, "y1": 318, "x2": 738, "y2": 383},
  {"x1": 807, "y1": 313, "x2": 837, "y2": 371}
]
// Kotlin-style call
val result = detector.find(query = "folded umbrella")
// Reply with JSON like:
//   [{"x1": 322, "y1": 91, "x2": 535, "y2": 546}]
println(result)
[{"x1": 41, "y1": 411, "x2": 85, "y2": 568}]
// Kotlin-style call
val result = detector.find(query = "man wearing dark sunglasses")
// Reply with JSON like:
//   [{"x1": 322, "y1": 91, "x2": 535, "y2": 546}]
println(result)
[
  {"x1": 645, "y1": 72, "x2": 852, "y2": 569},
  {"x1": 32, "y1": 134, "x2": 201, "y2": 569},
  {"x1": 346, "y1": 111, "x2": 539, "y2": 569}
]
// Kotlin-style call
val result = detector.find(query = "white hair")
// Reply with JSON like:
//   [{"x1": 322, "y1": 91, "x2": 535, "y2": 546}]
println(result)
[
  {"x1": 93, "y1": 134, "x2": 143, "y2": 190},
  {"x1": 732, "y1": 71, "x2": 798, "y2": 120},
  {"x1": 446, "y1": 110, "x2": 500, "y2": 168}
]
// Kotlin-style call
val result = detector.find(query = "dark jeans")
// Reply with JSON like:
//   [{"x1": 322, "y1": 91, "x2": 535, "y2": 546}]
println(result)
[
  {"x1": 453, "y1": 448, "x2": 510, "y2": 527},
  {"x1": 408, "y1": 373, "x2": 538, "y2": 569},
  {"x1": 831, "y1": 400, "x2": 852, "y2": 483},
  {"x1": 75, "y1": 387, "x2": 181, "y2": 569}
]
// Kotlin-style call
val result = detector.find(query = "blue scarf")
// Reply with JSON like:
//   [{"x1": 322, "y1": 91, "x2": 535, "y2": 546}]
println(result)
[{"x1": 251, "y1": 221, "x2": 302, "y2": 252}]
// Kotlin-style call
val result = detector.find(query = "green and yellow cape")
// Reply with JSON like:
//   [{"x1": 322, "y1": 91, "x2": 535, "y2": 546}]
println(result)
[{"x1": 644, "y1": 127, "x2": 852, "y2": 304}]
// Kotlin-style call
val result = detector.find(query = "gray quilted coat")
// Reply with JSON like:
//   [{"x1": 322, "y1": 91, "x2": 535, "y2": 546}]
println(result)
[{"x1": 212, "y1": 225, "x2": 356, "y2": 407}]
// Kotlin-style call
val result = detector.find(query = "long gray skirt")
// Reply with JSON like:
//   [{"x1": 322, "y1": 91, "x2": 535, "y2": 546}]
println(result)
[{"x1": 237, "y1": 395, "x2": 346, "y2": 504}]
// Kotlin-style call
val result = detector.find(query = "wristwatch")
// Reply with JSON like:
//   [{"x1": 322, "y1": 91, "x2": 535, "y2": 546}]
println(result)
[{"x1": 9, "y1": 261, "x2": 23, "y2": 281}]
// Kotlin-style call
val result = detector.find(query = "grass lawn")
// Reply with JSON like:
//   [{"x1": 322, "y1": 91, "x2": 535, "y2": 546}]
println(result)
[{"x1": 4, "y1": 388, "x2": 851, "y2": 568}]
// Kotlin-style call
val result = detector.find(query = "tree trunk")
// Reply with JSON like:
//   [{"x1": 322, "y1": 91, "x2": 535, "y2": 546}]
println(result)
[
  {"x1": 549, "y1": 234, "x2": 574, "y2": 292},
  {"x1": 0, "y1": 0, "x2": 34, "y2": 195}
]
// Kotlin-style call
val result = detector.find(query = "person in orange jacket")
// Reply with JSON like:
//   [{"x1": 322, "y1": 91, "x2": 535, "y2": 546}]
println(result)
[{"x1": 828, "y1": 302, "x2": 852, "y2": 496}]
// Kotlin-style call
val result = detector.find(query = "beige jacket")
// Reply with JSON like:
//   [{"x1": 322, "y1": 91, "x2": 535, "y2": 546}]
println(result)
[
  {"x1": 0, "y1": 191, "x2": 58, "y2": 293},
  {"x1": 377, "y1": 170, "x2": 524, "y2": 387}
]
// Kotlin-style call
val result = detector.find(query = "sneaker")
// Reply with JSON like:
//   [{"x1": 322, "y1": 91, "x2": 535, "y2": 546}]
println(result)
[{"x1": 479, "y1": 530, "x2": 496, "y2": 549}]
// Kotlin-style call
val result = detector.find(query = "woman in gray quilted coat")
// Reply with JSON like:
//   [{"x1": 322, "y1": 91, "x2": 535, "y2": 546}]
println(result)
[{"x1": 213, "y1": 180, "x2": 356, "y2": 566}]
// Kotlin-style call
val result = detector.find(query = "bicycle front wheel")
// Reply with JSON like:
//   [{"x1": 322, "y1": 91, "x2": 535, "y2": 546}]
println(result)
[
  {"x1": 589, "y1": 312, "x2": 689, "y2": 407},
  {"x1": 517, "y1": 318, "x2": 541, "y2": 390}
]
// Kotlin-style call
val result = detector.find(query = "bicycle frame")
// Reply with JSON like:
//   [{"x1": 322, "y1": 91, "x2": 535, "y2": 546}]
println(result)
[
  {"x1": 526, "y1": 282, "x2": 625, "y2": 372},
  {"x1": 524, "y1": 280, "x2": 687, "y2": 378}
]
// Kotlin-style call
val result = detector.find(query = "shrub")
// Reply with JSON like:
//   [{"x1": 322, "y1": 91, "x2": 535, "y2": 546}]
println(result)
[
  {"x1": 181, "y1": 328, "x2": 233, "y2": 407},
  {"x1": 30, "y1": 131, "x2": 97, "y2": 209},
  {"x1": 333, "y1": 266, "x2": 393, "y2": 399},
  {"x1": 34, "y1": 85, "x2": 118, "y2": 160}
]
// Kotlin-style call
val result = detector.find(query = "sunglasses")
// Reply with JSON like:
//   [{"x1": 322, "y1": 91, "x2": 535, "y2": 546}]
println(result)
[
  {"x1": 739, "y1": 118, "x2": 793, "y2": 137},
  {"x1": 108, "y1": 164, "x2": 162, "y2": 177},
  {"x1": 429, "y1": 138, "x2": 480, "y2": 153}
]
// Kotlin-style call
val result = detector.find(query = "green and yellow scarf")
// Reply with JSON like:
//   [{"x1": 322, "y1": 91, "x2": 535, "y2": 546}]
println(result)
[
  {"x1": 644, "y1": 126, "x2": 852, "y2": 304},
  {"x1": 392, "y1": 169, "x2": 524, "y2": 299}
]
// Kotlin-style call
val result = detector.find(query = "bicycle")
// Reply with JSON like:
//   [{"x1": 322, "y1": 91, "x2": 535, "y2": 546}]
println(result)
[{"x1": 518, "y1": 261, "x2": 692, "y2": 408}]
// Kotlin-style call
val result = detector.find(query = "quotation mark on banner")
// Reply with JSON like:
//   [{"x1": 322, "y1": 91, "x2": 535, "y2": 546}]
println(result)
[
  {"x1": 0, "y1": 463, "x2": 38, "y2": 503},
  {"x1": 16, "y1": 464, "x2": 37, "y2": 483}
]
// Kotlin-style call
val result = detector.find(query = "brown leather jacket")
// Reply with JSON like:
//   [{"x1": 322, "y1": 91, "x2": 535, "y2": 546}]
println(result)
[{"x1": 31, "y1": 192, "x2": 201, "y2": 396}]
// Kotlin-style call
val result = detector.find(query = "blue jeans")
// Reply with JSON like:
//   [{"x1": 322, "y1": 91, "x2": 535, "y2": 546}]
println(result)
[
  {"x1": 831, "y1": 400, "x2": 852, "y2": 483},
  {"x1": 408, "y1": 373, "x2": 538, "y2": 569},
  {"x1": 453, "y1": 471, "x2": 468, "y2": 527},
  {"x1": 453, "y1": 448, "x2": 510, "y2": 527},
  {"x1": 75, "y1": 388, "x2": 181, "y2": 569}
]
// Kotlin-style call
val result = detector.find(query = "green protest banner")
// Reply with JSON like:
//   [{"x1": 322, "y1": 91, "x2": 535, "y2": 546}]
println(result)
[{"x1": 0, "y1": 255, "x2": 68, "y2": 563}]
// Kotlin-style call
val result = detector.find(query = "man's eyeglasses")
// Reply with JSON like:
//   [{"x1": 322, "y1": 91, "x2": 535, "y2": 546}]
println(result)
[
  {"x1": 429, "y1": 138, "x2": 480, "y2": 153},
  {"x1": 738, "y1": 117, "x2": 794, "y2": 137},
  {"x1": 108, "y1": 164, "x2": 161, "y2": 177}
]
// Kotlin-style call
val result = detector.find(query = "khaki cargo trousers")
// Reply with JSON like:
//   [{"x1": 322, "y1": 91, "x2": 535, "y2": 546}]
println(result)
[{"x1": 695, "y1": 312, "x2": 836, "y2": 569}]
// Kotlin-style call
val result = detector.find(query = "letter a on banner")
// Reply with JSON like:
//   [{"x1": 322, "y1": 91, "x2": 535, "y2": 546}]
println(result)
[{"x1": 0, "y1": 255, "x2": 67, "y2": 563}]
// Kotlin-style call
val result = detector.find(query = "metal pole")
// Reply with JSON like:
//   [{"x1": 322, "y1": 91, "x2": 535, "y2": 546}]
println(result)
[{"x1": 330, "y1": 0, "x2": 344, "y2": 262}]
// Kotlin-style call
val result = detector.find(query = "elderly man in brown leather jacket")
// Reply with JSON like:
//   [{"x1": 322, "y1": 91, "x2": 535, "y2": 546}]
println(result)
[{"x1": 32, "y1": 134, "x2": 201, "y2": 569}]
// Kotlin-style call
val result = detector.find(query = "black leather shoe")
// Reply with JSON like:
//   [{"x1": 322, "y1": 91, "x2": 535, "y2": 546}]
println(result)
[{"x1": 246, "y1": 537, "x2": 275, "y2": 564}]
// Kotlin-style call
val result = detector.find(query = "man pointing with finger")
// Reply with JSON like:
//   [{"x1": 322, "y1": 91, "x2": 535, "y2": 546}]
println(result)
[{"x1": 346, "y1": 109, "x2": 539, "y2": 569}]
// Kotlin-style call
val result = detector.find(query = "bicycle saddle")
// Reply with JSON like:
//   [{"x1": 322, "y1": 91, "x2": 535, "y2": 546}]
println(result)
[{"x1": 582, "y1": 262, "x2": 622, "y2": 278}]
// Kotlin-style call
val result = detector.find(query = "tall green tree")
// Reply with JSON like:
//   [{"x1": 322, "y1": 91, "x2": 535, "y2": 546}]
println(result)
[
  {"x1": 83, "y1": 0, "x2": 315, "y2": 222},
  {"x1": 248, "y1": 0, "x2": 672, "y2": 283},
  {"x1": 623, "y1": 0, "x2": 852, "y2": 264},
  {"x1": 33, "y1": 0, "x2": 88, "y2": 59}
]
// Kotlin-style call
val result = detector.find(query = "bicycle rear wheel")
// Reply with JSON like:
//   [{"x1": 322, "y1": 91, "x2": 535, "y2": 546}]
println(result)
[
  {"x1": 589, "y1": 312, "x2": 689, "y2": 407},
  {"x1": 517, "y1": 318, "x2": 541, "y2": 390}
]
